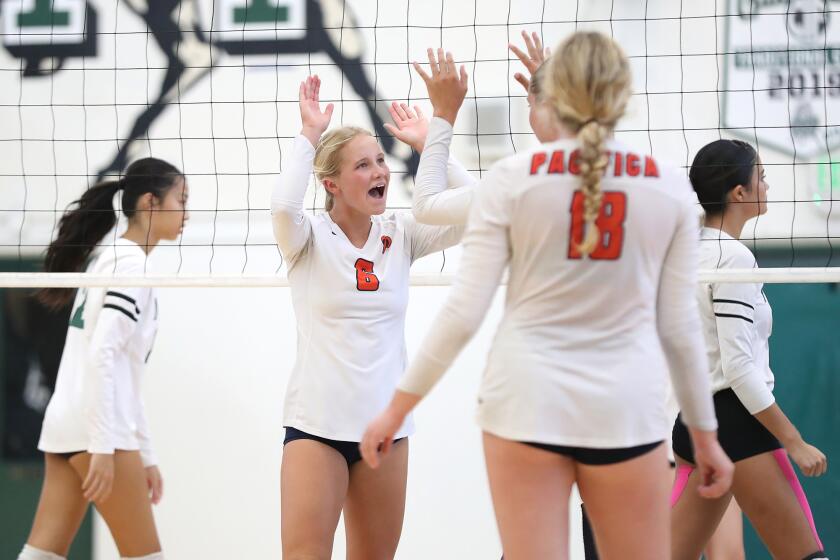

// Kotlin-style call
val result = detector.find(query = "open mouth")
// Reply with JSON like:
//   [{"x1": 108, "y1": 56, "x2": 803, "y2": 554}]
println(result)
[{"x1": 368, "y1": 184, "x2": 386, "y2": 199}]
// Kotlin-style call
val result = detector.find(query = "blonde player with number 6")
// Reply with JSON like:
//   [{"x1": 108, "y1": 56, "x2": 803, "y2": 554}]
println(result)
[{"x1": 272, "y1": 75, "x2": 464, "y2": 559}]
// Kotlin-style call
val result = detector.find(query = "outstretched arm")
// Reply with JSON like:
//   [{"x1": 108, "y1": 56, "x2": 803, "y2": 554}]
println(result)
[
  {"x1": 361, "y1": 163, "x2": 511, "y2": 468},
  {"x1": 409, "y1": 48, "x2": 476, "y2": 225},
  {"x1": 271, "y1": 76, "x2": 334, "y2": 264}
]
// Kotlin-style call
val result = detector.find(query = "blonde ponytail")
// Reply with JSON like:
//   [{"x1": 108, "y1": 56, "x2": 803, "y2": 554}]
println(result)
[{"x1": 544, "y1": 32, "x2": 632, "y2": 256}]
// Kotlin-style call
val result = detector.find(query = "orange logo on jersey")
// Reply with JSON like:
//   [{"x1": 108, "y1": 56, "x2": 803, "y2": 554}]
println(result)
[
  {"x1": 529, "y1": 150, "x2": 659, "y2": 178},
  {"x1": 381, "y1": 235, "x2": 392, "y2": 253}
]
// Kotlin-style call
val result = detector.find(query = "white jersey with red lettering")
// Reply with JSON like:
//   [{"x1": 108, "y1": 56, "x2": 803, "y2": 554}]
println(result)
[
  {"x1": 38, "y1": 238, "x2": 159, "y2": 466},
  {"x1": 398, "y1": 124, "x2": 717, "y2": 447},
  {"x1": 271, "y1": 135, "x2": 464, "y2": 441}
]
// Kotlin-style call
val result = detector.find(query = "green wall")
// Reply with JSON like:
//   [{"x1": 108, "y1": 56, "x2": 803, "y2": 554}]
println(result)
[
  {"x1": 0, "y1": 463, "x2": 93, "y2": 560},
  {"x1": 738, "y1": 249, "x2": 840, "y2": 557},
  {"x1": 0, "y1": 259, "x2": 93, "y2": 559},
  {"x1": 740, "y1": 280, "x2": 840, "y2": 558}
]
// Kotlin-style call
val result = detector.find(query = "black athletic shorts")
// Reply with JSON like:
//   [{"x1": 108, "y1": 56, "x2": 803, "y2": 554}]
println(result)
[
  {"x1": 54, "y1": 451, "x2": 85, "y2": 460},
  {"x1": 521, "y1": 440, "x2": 663, "y2": 465},
  {"x1": 672, "y1": 388, "x2": 781, "y2": 464},
  {"x1": 283, "y1": 426, "x2": 405, "y2": 467}
]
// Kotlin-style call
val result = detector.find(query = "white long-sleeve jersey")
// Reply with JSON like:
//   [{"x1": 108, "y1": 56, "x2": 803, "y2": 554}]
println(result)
[
  {"x1": 412, "y1": 118, "x2": 476, "y2": 225},
  {"x1": 698, "y1": 227, "x2": 774, "y2": 414},
  {"x1": 398, "y1": 131, "x2": 718, "y2": 447},
  {"x1": 271, "y1": 135, "x2": 464, "y2": 441},
  {"x1": 39, "y1": 238, "x2": 159, "y2": 466}
]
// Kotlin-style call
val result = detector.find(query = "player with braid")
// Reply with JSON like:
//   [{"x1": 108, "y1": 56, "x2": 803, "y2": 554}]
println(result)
[{"x1": 361, "y1": 32, "x2": 733, "y2": 559}]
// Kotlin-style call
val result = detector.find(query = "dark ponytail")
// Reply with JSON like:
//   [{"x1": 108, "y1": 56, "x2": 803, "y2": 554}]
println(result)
[
  {"x1": 39, "y1": 157, "x2": 183, "y2": 309},
  {"x1": 689, "y1": 139, "x2": 757, "y2": 217}
]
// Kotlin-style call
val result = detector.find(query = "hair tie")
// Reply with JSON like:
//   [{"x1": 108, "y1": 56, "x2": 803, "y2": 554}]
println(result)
[{"x1": 579, "y1": 118, "x2": 599, "y2": 129}]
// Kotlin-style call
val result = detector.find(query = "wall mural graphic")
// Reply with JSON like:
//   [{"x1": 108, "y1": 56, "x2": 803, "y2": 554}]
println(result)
[{"x1": 2, "y1": 0, "x2": 419, "y2": 182}]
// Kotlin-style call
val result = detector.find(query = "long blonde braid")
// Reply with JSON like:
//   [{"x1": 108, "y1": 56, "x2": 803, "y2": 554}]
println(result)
[{"x1": 543, "y1": 32, "x2": 632, "y2": 255}]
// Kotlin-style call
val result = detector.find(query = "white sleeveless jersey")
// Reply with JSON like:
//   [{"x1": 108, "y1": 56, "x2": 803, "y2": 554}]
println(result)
[
  {"x1": 39, "y1": 238, "x2": 159, "y2": 466},
  {"x1": 399, "y1": 122, "x2": 717, "y2": 447},
  {"x1": 697, "y1": 227, "x2": 774, "y2": 414},
  {"x1": 271, "y1": 135, "x2": 464, "y2": 441}
]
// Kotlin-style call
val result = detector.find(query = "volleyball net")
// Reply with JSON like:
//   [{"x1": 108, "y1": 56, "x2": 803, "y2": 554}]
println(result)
[{"x1": 0, "y1": 0, "x2": 839, "y2": 286}]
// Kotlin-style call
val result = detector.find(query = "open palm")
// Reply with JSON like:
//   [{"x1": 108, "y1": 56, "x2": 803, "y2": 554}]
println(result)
[
  {"x1": 384, "y1": 101, "x2": 428, "y2": 152},
  {"x1": 299, "y1": 75, "x2": 334, "y2": 137},
  {"x1": 509, "y1": 30, "x2": 551, "y2": 94}
]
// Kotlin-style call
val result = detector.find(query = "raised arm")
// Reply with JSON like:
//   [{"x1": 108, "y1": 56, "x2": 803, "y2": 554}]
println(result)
[
  {"x1": 406, "y1": 48, "x2": 476, "y2": 225},
  {"x1": 360, "y1": 164, "x2": 511, "y2": 468},
  {"x1": 271, "y1": 76, "x2": 334, "y2": 264},
  {"x1": 410, "y1": 117, "x2": 475, "y2": 225}
]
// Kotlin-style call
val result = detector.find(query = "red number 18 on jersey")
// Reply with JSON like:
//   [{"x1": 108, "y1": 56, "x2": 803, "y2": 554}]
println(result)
[{"x1": 568, "y1": 191, "x2": 628, "y2": 260}]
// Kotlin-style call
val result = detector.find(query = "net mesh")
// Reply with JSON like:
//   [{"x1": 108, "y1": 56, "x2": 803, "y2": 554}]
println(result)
[{"x1": 1, "y1": 0, "x2": 839, "y2": 284}]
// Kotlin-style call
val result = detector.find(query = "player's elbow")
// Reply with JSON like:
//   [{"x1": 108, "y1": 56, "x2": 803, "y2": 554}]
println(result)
[
  {"x1": 411, "y1": 197, "x2": 434, "y2": 224},
  {"x1": 270, "y1": 197, "x2": 303, "y2": 216}
]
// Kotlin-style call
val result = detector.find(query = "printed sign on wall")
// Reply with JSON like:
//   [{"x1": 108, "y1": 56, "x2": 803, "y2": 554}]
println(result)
[{"x1": 723, "y1": 0, "x2": 840, "y2": 158}]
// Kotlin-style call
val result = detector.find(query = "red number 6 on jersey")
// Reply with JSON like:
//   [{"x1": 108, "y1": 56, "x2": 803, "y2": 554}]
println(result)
[
  {"x1": 355, "y1": 258, "x2": 380, "y2": 291},
  {"x1": 568, "y1": 191, "x2": 628, "y2": 260}
]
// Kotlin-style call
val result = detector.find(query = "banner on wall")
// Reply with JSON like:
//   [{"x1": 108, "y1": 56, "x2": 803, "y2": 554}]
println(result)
[
  {"x1": 724, "y1": 0, "x2": 840, "y2": 215},
  {"x1": 0, "y1": 0, "x2": 416, "y2": 180}
]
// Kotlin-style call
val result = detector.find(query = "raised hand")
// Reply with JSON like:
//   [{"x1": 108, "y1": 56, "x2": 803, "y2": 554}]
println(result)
[
  {"x1": 509, "y1": 30, "x2": 551, "y2": 94},
  {"x1": 384, "y1": 101, "x2": 429, "y2": 153},
  {"x1": 412, "y1": 48, "x2": 468, "y2": 126},
  {"x1": 299, "y1": 75, "x2": 334, "y2": 146}
]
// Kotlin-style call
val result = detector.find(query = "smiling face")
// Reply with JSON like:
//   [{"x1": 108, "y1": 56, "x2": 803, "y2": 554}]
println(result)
[{"x1": 324, "y1": 134, "x2": 390, "y2": 216}]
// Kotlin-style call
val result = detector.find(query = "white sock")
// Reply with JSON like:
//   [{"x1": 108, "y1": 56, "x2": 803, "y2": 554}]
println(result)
[
  {"x1": 121, "y1": 553, "x2": 164, "y2": 560},
  {"x1": 17, "y1": 545, "x2": 65, "y2": 560}
]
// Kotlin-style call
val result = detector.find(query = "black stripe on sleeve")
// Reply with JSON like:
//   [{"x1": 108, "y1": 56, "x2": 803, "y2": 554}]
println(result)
[
  {"x1": 106, "y1": 290, "x2": 136, "y2": 305},
  {"x1": 714, "y1": 312, "x2": 753, "y2": 324},
  {"x1": 712, "y1": 298, "x2": 754, "y2": 310},
  {"x1": 105, "y1": 291, "x2": 140, "y2": 314},
  {"x1": 103, "y1": 304, "x2": 138, "y2": 322}
]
